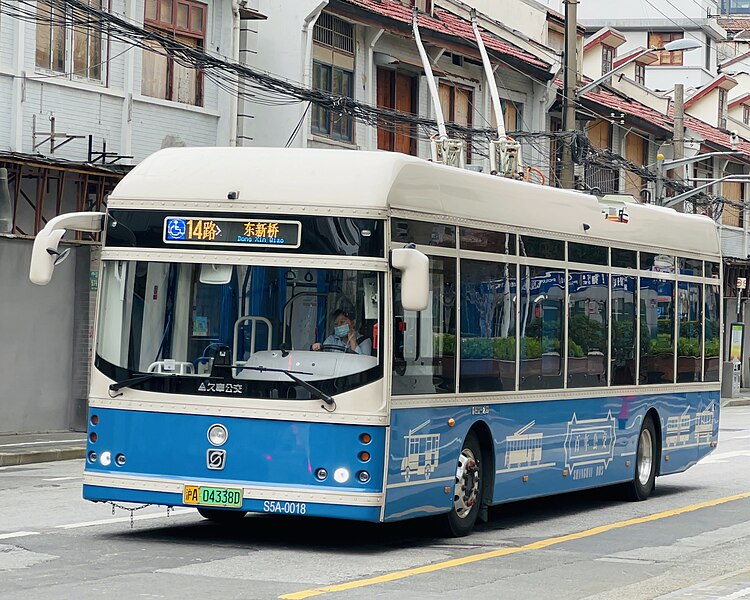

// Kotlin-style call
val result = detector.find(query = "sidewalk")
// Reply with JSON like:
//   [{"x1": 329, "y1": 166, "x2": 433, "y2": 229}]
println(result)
[
  {"x1": 2, "y1": 392, "x2": 750, "y2": 467},
  {"x1": 0, "y1": 431, "x2": 86, "y2": 467}
]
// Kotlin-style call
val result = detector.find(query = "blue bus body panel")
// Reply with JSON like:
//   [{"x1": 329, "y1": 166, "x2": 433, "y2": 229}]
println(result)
[
  {"x1": 383, "y1": 390, "x2": 719, "y2": 522},
  {"x1": 84, "y1": 409, "x2": 384, "y2": 522}
]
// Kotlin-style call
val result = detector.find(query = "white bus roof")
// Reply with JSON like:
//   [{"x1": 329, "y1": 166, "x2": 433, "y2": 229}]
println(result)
[{"x1": 109, "y1": 147, "x2": 721, "y2": 258}]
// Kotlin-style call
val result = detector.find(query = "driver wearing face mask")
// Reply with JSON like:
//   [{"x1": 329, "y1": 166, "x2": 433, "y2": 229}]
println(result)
[{"x1": 312, "y1": 308, "x2": 372, "y2": 355}]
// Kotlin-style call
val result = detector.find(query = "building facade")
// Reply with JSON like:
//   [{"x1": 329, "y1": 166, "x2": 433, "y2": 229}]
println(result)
[{"x1": 0, "y1": 0, "x2": 260, "y2": 433}]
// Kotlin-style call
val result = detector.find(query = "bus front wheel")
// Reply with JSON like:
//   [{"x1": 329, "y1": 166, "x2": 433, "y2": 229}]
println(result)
[
  {"x1": 197, "y1": 507, "x2": 248, "y2": 523},
  {"x1": 623, "y1": 415, "x2": 657, "y2": 501},
  {"x1": 445, "y1": 431, "x2": 483, "y2": 537}
]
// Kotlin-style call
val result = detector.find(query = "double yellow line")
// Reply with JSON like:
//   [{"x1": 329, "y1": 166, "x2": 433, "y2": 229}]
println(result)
[{"x1": 280, "y1": 492, "x2": 750, "y2": 599}]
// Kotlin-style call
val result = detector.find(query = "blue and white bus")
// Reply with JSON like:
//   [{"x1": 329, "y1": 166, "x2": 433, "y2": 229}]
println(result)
[{"x1": 30, "y1": 148, "x2": 722, "y2": 536}]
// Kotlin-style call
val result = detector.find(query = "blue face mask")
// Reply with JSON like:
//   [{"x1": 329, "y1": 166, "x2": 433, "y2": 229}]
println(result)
[{"x1": 334, "y1": 323, "x2": 350, "y2": 338}]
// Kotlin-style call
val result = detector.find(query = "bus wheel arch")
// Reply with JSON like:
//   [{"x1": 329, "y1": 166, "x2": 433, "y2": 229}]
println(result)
[
  {"x1": 623, "y1": 410, "x2": 659, "y2": 501},
  {"x1": 470, "y1": 420, "x2": 495, "y2": 512},
  {"x1": 444, "y1": 422, "x2": 494, "y2": 537},
  {"x1": 646, "y1": 408, "x2": 663, "y2": 477}
]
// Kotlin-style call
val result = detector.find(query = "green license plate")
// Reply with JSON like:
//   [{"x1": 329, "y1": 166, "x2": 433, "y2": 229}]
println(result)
[{"x1": 183, "y1": 485, "x2": 243, "y2": 508}]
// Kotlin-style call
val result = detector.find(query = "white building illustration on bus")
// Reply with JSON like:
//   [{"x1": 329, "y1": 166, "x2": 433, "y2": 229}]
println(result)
[
  {"x1": 505, "y1": 421, "x2": 543, "y2": 469},
  {"x1": 401, "y1": 421, "x2": 440, "y2": 482},
  {"x1": 666, "y1": 407, "x2": 691, "y2": 447}
]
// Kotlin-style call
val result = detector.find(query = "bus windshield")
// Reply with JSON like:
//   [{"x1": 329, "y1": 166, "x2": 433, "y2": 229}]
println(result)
[{"x1": 95, "y1": 261, "x2": 382, "y2": 398}]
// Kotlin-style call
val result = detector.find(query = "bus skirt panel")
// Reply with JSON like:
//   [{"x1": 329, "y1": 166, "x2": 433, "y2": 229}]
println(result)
[{"x1": 383, "y1": 389, "x2": 719, "y2": 521}]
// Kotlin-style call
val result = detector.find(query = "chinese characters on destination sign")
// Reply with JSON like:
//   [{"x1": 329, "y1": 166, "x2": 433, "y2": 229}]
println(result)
[{"x1": 163, "y1": 217, "x2": 301, "y2": 248}]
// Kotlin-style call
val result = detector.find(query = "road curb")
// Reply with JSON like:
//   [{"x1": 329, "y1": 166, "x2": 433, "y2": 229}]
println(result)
[
  {"x1": 0, "y1": 447, "x2": 86, "y2": 467},
  {"x1": 722, "y1": 398, "x2": 750, "y2": 407}
]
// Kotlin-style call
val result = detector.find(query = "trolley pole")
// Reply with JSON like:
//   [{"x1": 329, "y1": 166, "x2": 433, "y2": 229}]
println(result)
[{"x1": 560, "y1": 0, "x2": 578, "y2": 189}]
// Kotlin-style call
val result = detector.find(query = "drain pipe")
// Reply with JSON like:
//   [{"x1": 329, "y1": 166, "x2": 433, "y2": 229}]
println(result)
[{"x1": 301, "y1": 1, "x2": 329, "y2": 148}]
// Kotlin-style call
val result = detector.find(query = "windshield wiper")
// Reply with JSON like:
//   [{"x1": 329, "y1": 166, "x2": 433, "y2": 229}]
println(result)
[
  {"x1": 238, "y1": 365, "x2": 335, "y2": 407},
  {"x1": 109, "y1": 372, "x2": 167, "y2": 393}
]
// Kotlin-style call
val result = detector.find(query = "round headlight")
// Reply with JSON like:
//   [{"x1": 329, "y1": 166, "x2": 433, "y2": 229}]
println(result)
[
  {"x1": 207, "y1": 424, "x2": 228, "y2": 446},
  {"x1": 99, "y1": 451, "x2": 112, "y2": 466},
  {"x1": 333, "y1": 468, "x2": 350, "y2": 483}
]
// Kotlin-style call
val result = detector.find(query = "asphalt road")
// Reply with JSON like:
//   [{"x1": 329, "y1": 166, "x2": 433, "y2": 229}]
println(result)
[{"x1": 1, "y1": 405, "x2": 750, "y2": 600}]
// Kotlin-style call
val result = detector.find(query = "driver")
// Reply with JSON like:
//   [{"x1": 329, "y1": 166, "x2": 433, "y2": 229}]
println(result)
[{"x1": 312, "y1": 308, "x2": 372, "y2": 355}]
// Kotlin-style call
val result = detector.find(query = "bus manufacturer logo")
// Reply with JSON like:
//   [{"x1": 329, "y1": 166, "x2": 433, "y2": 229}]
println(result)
[{"x1": 207, "y1": 449, "x2": 226, "y2": 470}]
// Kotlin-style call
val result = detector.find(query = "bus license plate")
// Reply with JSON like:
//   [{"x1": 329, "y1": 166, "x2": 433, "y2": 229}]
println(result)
[{"x1": 183, "y1": 485, "x2": 243, "y2": 508}]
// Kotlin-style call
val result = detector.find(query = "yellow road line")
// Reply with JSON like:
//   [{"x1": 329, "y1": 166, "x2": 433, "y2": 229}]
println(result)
[{"x1": 280, "y1": 492, "x2": 750, "y2": 599}]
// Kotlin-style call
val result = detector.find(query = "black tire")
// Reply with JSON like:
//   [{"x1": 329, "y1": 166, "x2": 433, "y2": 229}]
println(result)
[
  {"x1": 197, "y1": 507, "x2": 248, "y2": 522},
  {"x1": 445, "y1": 431, "x2": 483, "y2": 537},
  {"x1": 624, "y1": 415, "x2": 657, "y2": 501}
]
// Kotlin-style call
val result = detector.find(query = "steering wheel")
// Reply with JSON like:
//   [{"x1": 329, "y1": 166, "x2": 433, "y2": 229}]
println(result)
[{"x1": 320, "y1": 344, "x2": 356, "y2": 354}]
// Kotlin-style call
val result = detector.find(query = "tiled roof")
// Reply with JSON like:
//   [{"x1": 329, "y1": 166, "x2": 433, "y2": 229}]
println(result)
[
  {"x1": 579, "y1": 82, "x2": 750, "y2": 156},
  {"x1": 718, "y1": 17, "x2": 750, "y2": 32},
  {"x1": 680, "y1": 110, "x2": 750, "y2": 156},
  {"x1": 577, "y1": 85, "x2": 673, "y2": 134},
  {"x1": 335, "y1": 0, "x2": 551, "y2": 71}
]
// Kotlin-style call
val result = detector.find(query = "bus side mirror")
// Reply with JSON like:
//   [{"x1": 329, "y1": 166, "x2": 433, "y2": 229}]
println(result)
[
  {"x1": 390, "y1": 247, "x2": 429, "y2": 312},
  {"x1": 29, "y1": 211, "x2": 105, "y2": 285}
]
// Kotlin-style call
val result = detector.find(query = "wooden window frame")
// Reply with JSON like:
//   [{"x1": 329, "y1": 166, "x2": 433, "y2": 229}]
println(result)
[
  {"x1": 311, "y1": 61, "x2": 355, "y2": 143},
  {"x1": 648, "y1": 32, "x2": 685, "y2": 66},
  {"x1": 718, "y1": 88, "x2": 728, "y2": 129},
  {"x1": 635, "y1": 62, "x2": 646, "y2": 86},
  {"x1": 743, "y1": 105, "x2": 750, "y2": 126},
  {"x1": 439, "y1": 81, "x2": 474, "y2": 164},
  {"x1": 143, "y1": 0, "x2": 206, "y2": 106},
  {"x1": 35, "y1": 0, "x2": 106, "y2": 82},
  {"x1": 601, "y1": 45, "x2": 614, "y2": 79}
]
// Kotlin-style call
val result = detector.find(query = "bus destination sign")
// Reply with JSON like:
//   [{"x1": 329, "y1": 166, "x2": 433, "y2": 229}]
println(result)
[{"x1": 163, "y1": 217, "x2": 301, "y2": 248}]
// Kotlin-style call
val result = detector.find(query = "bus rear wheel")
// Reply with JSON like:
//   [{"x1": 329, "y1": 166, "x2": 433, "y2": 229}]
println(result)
[
  {"x1": 197, "y1": 507, "x2": 248, "y2": 523},
  {"x1": 623, "y1": 415, "x2": 657, "y2": 501},
  {"x1": 445, "y1": 431, "x2": 483, "y2": 537}
]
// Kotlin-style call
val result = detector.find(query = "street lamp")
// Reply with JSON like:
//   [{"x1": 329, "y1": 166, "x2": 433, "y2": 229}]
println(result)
[{"x1": 576, "y1": 38, "x2": 702, "y2": 97}]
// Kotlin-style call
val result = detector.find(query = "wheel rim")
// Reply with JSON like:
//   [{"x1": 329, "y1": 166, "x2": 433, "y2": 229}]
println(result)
[
  {"x1": 636, "y1": 427, "x2": 654, "y2": 486},
  {"x1": 453, "y1": 448, "x2": 480, "y2": 519}
]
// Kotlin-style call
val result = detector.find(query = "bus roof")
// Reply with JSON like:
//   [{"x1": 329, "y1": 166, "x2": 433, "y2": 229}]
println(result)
[{"x1": 109, "y1": 147, "x2": 721, "y2": 258}]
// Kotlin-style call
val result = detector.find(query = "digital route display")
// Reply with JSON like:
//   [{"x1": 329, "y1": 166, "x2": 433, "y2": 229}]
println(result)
[{"x1": 163, "y1": 216, "x2": 301, "y2": 248}]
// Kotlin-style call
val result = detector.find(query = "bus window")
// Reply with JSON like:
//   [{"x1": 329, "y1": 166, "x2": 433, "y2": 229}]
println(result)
[
  {"x1": 519, "y1": 235, "x2": 564, "y2": 261},
  {"x1": 640, "y1": 277, "x2": 674, "y2": 384},
  {"x1": 519, "y1": 265, "x2": 564, "y2": 390},
  {"x1": 568, "y1": 271, "x2": 608, "y2": 388},
  {"x1": 459, "y1": 227, "x2": 516, "y2": 254},
  {"x1": 612, "y1": 248, "x2": 637, "y2": 269},
  {"x1": 392, "y1": 219, "x2": 456, "y2": 248},
  {"x1": 705, "y1": 285, "x2": 720, "y2": 381},
  {"x1": 611, "y1": 275, "x2": 636, "y2": 385},
  {"x1": 568, "y1": 243, "x2": 608, "y2": 266},
  {"x1": 392, "y1": 257, "x2": 456, "y2": 395},
  {"x1": 459, "y1": 259, "x2": 516, "y2": 392},
  {"x1": 677, "y1": 282, "x2": 702, "y2": 382}
]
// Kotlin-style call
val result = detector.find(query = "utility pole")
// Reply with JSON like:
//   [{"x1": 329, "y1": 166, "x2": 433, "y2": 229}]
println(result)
[{"x1": 560, "y1": 0, "x2": 578, "y2": 189}]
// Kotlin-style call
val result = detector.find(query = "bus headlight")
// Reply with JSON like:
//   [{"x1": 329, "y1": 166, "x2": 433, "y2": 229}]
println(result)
[
  {"x1": 357, "y1": 471, "x2": 370, "y2": 483},
  {"x1": 207, "y1": 424, "x2": 228, "y2": 446},
  {"x1": 333, "y1": 468, "x2": 350, "y2": 483},
  {"x1": 99, "y1": 451, "x2": 112, "y2": 466}
]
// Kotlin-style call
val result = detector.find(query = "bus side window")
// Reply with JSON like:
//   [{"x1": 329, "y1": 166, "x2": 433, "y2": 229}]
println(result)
[{"x1": 392, "y1": 257, "x2": 456, "y2": 395}]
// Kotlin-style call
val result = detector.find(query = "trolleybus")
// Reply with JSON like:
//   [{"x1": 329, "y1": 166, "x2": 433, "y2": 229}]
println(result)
[{"x1": 30, "y1": 148, "x2": 722, "y2": 536}]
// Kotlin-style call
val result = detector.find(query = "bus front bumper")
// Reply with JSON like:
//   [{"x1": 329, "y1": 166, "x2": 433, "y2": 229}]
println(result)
[{"x1": 82, "y1": 472, "x2": 384, "y2": 522}]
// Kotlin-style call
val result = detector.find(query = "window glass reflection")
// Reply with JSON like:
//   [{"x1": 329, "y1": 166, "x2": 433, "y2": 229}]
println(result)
[{"x1": 460, "y1": 260, "x2": 516, "y2": 392}]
